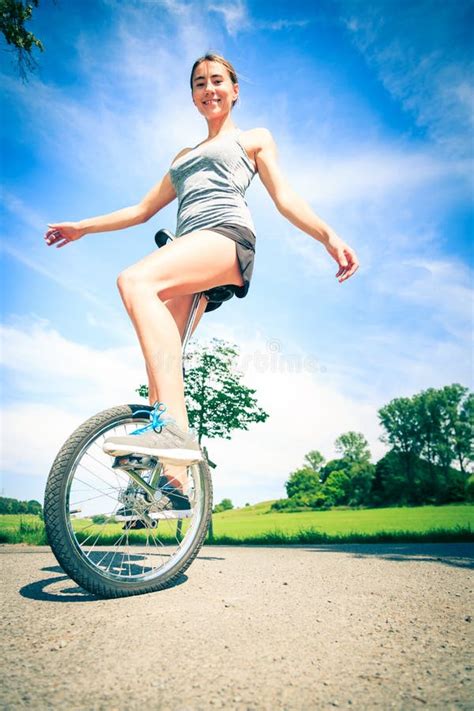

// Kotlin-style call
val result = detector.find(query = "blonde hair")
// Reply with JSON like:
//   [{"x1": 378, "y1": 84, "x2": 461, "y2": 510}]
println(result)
[{"x1": 190, "y1": 53, "x2": 239, "y2": 109}]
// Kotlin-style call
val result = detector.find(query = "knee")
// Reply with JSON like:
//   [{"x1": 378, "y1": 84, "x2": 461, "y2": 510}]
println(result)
[
  {"x1": 117, "y1": 266, "x2": 142, "y2": 299},
  {"x1": 117, "y1": 266, "x2": 165, "y2": 306}
]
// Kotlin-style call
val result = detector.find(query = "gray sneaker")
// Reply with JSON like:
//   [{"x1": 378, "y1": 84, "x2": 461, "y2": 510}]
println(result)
[{"x1": 103, "y1": 404, "x2": 202, "y2": 465}]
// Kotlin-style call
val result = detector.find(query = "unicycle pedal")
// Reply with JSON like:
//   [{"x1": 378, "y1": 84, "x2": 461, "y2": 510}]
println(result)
[{"x1": 112, "y1": 453, "x2": 159, "y2": 471}]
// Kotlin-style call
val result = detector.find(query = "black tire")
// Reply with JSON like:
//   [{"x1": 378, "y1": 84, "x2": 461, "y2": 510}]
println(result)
[{"x1": 44, "y1": 404, "x2": 213, "y2": 598}]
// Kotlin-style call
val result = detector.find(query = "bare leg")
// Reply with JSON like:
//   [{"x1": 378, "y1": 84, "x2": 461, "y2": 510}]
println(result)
[
  {"x1": 146, "y1": 293, "x2": 208, "y2": 405},
  {"x1": 153, "y1": 294, "x2": 208, "y2": 491},
  {"x1": 119, "y1": 282, "x2": 189, "y2": 428},
  {"x1": 117, "y1": 230, "x2": 244, "y2": 487}
]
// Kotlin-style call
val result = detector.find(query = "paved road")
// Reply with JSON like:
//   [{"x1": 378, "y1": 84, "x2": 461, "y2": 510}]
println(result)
[{"x1": 1, "y1": 543, "x2": 472, "y2": 710}]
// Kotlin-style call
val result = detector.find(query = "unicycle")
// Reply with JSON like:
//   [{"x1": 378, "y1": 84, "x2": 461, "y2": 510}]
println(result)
[{"x1": 43, "y1": 228, "x2": 237, "y2": 598}]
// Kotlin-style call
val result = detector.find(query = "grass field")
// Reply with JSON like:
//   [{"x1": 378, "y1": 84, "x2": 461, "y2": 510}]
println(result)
[
  {"x1": 211, "y1": 501, "x2": 474, "y2": 537},
  {"x1": 0, "y1": 503, "x2": 472, "y2": 545}
]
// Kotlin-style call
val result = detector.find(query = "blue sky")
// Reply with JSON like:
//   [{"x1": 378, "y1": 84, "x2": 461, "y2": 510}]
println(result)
[{"x1": 1, "y1": 0, "x2": 473, "y2": 507}]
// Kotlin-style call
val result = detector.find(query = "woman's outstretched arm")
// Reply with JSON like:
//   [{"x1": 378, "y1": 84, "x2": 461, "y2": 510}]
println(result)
[
  {"x1": 45, "y1": 166, "x2": 178, "y2": 248},
  {"x1": 254, "y1": 128, "x2": 359, "y2": 283}
]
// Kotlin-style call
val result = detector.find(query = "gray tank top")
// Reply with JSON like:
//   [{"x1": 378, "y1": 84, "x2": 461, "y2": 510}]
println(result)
[{"x1": 169, "y1": 127, "x2": 257, "y2": 237}]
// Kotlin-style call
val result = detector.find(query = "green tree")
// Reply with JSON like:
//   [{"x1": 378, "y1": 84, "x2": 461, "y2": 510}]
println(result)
[
  {"x1": 284, "y1": 435, "x2": 375, "y2": 509},
  {"x1": 370, "y1": 449, "x2": 467, "y2": 507},
  {"x1": 457, "y1": 392, "x2": 474, "y2": 474},
  {"x1": 414, "y1": 388, "x2": 443, "y2": 499},
  {"x1": 323, "y1": 469, "x2": 351, "y2": 506},
  {"x1": 137, "y1": 338, "x2": 269, "y2": 444},
  {"x1": 0, "y1": 496, "x2": 42, "y2": 514},
  {"x1": 379, "y1": 385, "x2": 472, "y2": 505},
  {"x1": 0, "y1": 497, "x2": 15, "y2": 513},
  {"x1": 370, "y1": 450, "x2": 413, "y2": 506},
  {"x1": 332, "y1": 431, "x2": 374, "y2": 506},
  {"x1": 284, "y1": 449, "x2": 325, "y2": 499},
  {"x1": 378, "y1": 397, "x2": 424, "y2": 496},
  {"x1": 435, "y1": 385, "x2": 473, "y2": 476},
  {"x1": 285, "y1": 465, "x2": 322, "y2": 499},
  {"x1": 319, "y1": 457, "x2": 350, "y2": 484},
  {"x1": 0, "y1": 0, "x2": 52, "y2": 82},
  {"x1": 27, "y1": 499, "x2": 42, "y2": 515},
  {"x1": 303, "y1": 450, "x2": 325, "y2": 473},
  {"x1": 348, "y1": 462, "x2": 375, "y2": 506},
  {"x1": 335, "y1": 431, "x2": 371, "y2": 465},
  {"x1": 213, "y1": 498, "x2": 233, "y2": 513}
]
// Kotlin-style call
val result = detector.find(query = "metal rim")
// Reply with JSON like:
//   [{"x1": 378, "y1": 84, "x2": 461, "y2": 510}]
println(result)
[{"x1": 62, "y1": 412, "x2": 206, "y2": 584}]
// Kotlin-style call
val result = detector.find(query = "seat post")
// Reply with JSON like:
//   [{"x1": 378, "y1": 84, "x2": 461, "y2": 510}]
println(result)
[{"x1": 181, "y1": 292, "x2": 203, "y2": 357}]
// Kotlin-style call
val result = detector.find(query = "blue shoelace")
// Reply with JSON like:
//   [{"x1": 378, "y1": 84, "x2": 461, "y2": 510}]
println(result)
[{"x1": 131, "y1": 401, "x2": 176, "y2": 435}]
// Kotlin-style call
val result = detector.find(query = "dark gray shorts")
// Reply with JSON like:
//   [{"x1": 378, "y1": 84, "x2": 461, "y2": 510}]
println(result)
[{"x1": 204, "y1": 224, "x2": 256, "y2": 312}]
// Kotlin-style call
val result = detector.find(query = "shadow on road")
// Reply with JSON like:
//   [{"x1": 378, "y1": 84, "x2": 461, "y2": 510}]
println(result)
[
  {"x1": 301, "y1": 543, "x2": 474, "y2": 570},
  {"x1": 12, "y1": 546, "x2": 226, "y2": 602},
  {"x1": 19, "y1": 573, "x2": 98, "y2": 603},
  {"x1": 19, "y1": 563, "x2": 189, "y2": 603}
]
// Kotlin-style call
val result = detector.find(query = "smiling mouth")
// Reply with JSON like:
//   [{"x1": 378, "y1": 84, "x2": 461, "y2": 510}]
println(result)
[{"x1": 203, "y1": 99, "x2": 221, "y2": 105}]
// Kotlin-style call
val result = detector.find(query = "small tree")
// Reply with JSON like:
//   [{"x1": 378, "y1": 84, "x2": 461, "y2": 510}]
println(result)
[
  {"x1": 213, "y1": 498, "x2": 233, "y2": 513},
  {"x1": 323, "y1": 469, "x2": 351, "y2": 506},
  {"x1": 137, "y1": 338, "x2": 269, "y2": 443},
  {"x1": 303, "y1": 450, "x2": 326, "y2": 473},
  {"x1": 378, "y1": 397, "x2": 422, "y2": 492},
  {"x1": 333, "y1": 432, "x2": 374, "y2": 506},
  {"x1": 27, "y1": 499, "x2": 42, "y2": 515},
  {"x1": 285, "y1": 466, "x2": 322, "y2": 499},
  {"x1": 184, "y1": 338, "x2": 269, "y2": 442},
  {"x1": 335, "y1": 431, "x2": 371, "y2": 466}
]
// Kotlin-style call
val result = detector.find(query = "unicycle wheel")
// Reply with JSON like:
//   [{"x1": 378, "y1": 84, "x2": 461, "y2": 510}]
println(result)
[{"x1": 44, "y1": 404, "x2": 213, "y2": 598}]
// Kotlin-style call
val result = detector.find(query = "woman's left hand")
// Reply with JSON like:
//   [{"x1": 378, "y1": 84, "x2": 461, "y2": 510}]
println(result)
[{"x1": 324, "y1": 233, "x2": 359, "y2": 283}]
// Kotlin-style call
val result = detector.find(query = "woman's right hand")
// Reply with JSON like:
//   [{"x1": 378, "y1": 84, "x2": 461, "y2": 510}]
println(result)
[{"x1": 44, "y1": 222, "x2": 87, "y2": 248}]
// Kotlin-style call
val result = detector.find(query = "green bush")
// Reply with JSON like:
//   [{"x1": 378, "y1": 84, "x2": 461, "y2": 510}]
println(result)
[
  {"x1": 0, "y1": 497, "x2": 43, "y2": 515},
  {"x1": 91, "y1": 514, "x2": 118, "y2": 524},
  {"x1": 213, "y1": 498, "x2": 234, "y2": 513},
  {"x1": 270, "y1": 498, "x2": 296, "y2": 511}
]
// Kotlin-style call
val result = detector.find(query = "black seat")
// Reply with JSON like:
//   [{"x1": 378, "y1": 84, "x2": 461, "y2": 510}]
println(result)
[{"x1": 154, "y1": 229, "x2": 236, "y2": 312}]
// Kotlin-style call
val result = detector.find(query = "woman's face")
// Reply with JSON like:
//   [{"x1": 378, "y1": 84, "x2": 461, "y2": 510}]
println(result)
[{"x1": 192, "y1": 60, "x2": 239, "y2": 116}]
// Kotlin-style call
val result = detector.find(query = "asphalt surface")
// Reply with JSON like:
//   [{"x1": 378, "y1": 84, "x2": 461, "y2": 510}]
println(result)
[{"x1": 1, "y1": 543, "x2": 473, "y2": 710}]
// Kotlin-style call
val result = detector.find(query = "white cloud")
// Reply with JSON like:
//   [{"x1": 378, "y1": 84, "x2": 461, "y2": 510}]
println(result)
[
  {"x1": 1, "y1": 317, "x2": 389, "y2": 504},
  {"x1": 339, "y1": 0, "x2": 474, "y2": 160},
  {"x1": 371, "y1": 256, "x2": 473, "y2": 342},
  {"x1": 207, "y1": 1, "x2": 311, "y2": 37},
  {"x1": 208, "y1": 1, "x2": 250, "y2": 36},
  {"x1": 0, "y1": 403, "x2": 83, "y2": 480},
  {"x1": 0, "y1": 318, "x2": 144, "y2": 411},
  {"x1": 285, "y1": 145, "x2": 470, "y2": 207}
]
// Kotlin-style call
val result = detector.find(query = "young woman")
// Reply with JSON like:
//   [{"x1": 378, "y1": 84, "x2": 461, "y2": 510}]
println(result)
[{"x1": 45, "y1": 53, "x2": 359, "y2": 507}]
